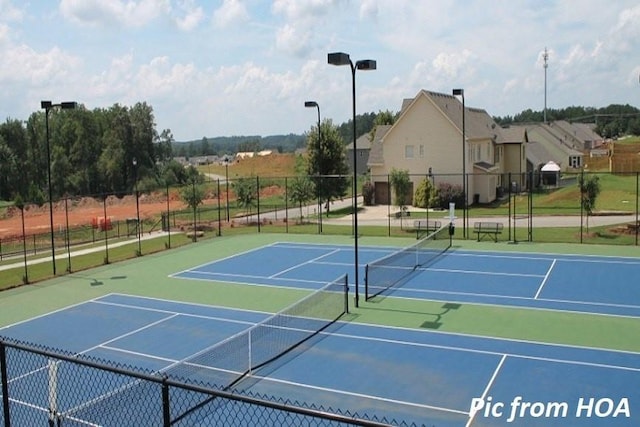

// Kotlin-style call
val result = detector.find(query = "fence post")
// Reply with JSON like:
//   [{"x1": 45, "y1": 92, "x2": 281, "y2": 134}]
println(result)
[
  {"x1": 103, "y1": 195, "x2": 109, "y2": 265},
  {"x1": 162, "y1": 377, "x2": 171, "y2": 427},
  {"x1": 256, "y1": 176, "x2": 261, "y2": 233},
  {"x1": 507, "y1": 172, "x2": 512, "y2": 240},
  {"x1": 579, "y1": 170, "x2": 584, "y2": 244},
  {"x1": 635, "y1": 172, "x2": 640, "y2": 246},
  {"x1": 65, "y1": 197, "x2": 72, "y2": 273},
  {"x1": 217, "y1": 179, "x2": 222, "y2": 237},
  {"x1": 1, "y1": 342, "x2": 11, "y2": 427},
  {"x1": 166, "y1": 184, "x2": 171, "y2": 249},
  {"x1": 285, "y1": 177, "x2": 289, "y2": 233}
]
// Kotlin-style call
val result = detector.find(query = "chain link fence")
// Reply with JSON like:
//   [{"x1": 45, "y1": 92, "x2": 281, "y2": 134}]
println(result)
[
  {"x1": 0, "y1": 338, "x2": 410, "y2": 427},
  {"x1": 2, "y1": 171, "x2": 639, "y2": 289}
]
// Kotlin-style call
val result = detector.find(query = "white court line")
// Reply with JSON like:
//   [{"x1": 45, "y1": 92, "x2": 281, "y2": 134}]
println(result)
[
  {"x1": 534, "y1": 258, "x2": 557, "y2": 299},
  {"x1": 466, "y1": 354, "x2": 507, "y2": 427},
  {"x1": 450, "y1": 249, "x2": 640, "y2": 264},
  {"x1": 269, "y1": 248, "x2": 341, "y2": 279},
  {"x1": 175, "y1": 268, "x2": 328, "y2": 286}
]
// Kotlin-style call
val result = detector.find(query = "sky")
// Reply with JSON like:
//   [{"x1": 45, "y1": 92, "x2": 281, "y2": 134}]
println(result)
[{"x1": 1, "y1": 0, "x2": 639, "y2": 142}]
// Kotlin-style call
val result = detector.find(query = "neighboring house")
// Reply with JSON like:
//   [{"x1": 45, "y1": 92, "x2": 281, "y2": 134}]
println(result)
[
  {"x1": 235, "y1": 150, "x2": 273, "y2": 160},
  {"x1": 368, "y1": 90, "x2": 522, "y2": 205},
  {"x1": 507, "y1": 122, "x2": 589, "y2": 171},
  {"x1": 345, "y1": 126, "x2": 390, "y2": 175}
]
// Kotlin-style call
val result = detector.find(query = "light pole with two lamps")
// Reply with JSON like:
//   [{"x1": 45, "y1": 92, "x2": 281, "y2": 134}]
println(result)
[
  {"x1": 41, "y1": 100, "x2": 77, "y2": 275},
  {"x1": 304, "y1": 101, "x2": 323, "y2": 234},
  {"x1": 328, "y1": 52, "x2": 376, "y2": 307}
]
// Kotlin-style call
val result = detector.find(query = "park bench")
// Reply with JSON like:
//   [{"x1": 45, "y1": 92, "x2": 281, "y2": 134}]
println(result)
[
  {"x1": 473, "y1": 222, "x2": 503, "y2": 242},
  {"x1": 413, "y1": 219, "x2": 441, "y2": 238}
]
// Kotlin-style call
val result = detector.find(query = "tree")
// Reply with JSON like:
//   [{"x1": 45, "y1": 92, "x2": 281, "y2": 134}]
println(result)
[
  {"x1": 180, "y1": 177, "x2": 205, "y2": 240},
  {"x1": 232, "y1": 177, "x2": 258, "y2": 223},
  {"x1": 288, "y1": 176, "x2": 315, "y2": 222},
  {"x1": 368, "y1": 110, "x2": 396, "y2": 142},
  {"x1": 414, "y1": 177, "x2": 435, "y2": 209},
  {"x1": 305, "y1": 119, "x2": 349, "y2": 215},
  {"x1": 579, "y1": 174, "x2": 601, "y2": 232},
  {"x1": 389, "y1": 168, "x2": 411, "y2": 228}
]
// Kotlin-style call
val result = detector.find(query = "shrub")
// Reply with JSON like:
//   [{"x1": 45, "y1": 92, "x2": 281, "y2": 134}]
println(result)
[
  {"x1": 413, "y1": 178, "x2": 435, "y2": 208},
  {"x1": 434, "y1": 182, "x2": 464, "y2": 210},
  {"x1": 362, "y1": 181, "x2": 375, "y2": 206}
]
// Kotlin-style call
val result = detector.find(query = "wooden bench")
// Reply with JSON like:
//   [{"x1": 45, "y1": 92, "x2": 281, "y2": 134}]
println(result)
[
  {"x1": 413, "y1": 220, "x2": 441, "y2": 238},
  {"x1": 473, "y1": 222, "x2": 503, "y2": 242}
]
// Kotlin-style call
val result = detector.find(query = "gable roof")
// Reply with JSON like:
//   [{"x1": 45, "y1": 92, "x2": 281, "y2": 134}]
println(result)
[
  {"x1": 362, "y1": 124, "x2": 391, "y2": 166},
  {"x1": 399, "y1": 90, "x2": 504, "y2": 143}
]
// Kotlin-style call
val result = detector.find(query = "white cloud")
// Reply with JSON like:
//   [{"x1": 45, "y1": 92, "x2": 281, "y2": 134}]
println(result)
[
  {"x1": 275, "y1": 24, "x2": 312, "y2": 57},
  {"x1": 59, "y1": 0, "x2": 169, "y2": 28},
  {"x1": 359, "y1": 0, "x2": 378, "y2": 20},
  {"x1": 271, "y1": 0, "x2": 335, "y2": 20},
  {"x1": 0, "y1": 0, "x2": 23, "y2": 23},
  {"x1": 213, "y1": 0, "x2": 249, "y2": 29},
  {"x1": 173, "y1": 0, "x2": 204, "y2": 31}
]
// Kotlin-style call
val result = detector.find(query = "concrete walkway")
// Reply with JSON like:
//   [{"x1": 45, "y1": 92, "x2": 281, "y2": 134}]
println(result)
[
  {"x1": 0, "y1": 231, "x2": 168, "y2": 272},
  {"x1": 324, "y1": 204, "x2": 637, "y2": 228}
]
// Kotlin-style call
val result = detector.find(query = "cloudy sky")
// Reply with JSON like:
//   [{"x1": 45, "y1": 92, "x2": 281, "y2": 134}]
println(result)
[{"x1": 1, "y1": 0, "x2": 639, "y2": 141}]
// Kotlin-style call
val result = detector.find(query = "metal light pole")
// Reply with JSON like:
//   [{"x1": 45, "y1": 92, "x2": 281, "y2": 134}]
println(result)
[
  {"x1": 328, "y1": 52, "x2": 376, "y2": 307},
  {"x1": 41, "y1": 100, "x2": 76, "y2": 275},
  {"x1": 305, "y1": 100, "x2": 322, "y2": 233},
  {"x1": 452, "y1": 89, "x2": 466, "y2": 239},
  {"x1": 133, "y1": 158, "x2": 141, "y2": 256}
]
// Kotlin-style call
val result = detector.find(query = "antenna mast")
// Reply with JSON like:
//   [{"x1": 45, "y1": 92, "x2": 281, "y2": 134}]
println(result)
[{"x1": 543, "y1": 47, "x2": 549, "y2": 123}]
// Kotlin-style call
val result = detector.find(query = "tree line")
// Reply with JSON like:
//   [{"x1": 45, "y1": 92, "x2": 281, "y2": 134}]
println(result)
[
  {"x1": 494, "y1": 104, "x2": 640, "y2": 138},
  {"x1": 0, "y1": 103, "x2": 181, "y2": 203}
]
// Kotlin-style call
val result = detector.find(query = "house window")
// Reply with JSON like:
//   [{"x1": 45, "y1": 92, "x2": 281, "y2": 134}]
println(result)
[
  {"x1": 419, "y1": 145, "x2": 424, "y2": 158},
  {"x1": 569, "y1": 156, "x2": 581, "y2": 168},
  {"x1": 405, "y1": 145, "x2": 414, "y2": 159}
]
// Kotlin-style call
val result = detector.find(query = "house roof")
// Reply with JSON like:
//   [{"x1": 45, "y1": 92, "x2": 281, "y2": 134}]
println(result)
[
  {"x1": 361, "y1": 124, "x2": 392, "y2": 166},
  {"x1": 369, "y1": 89, "x2": 505, "y2": 167},
  {"x1": 408, "y1": 90, "x2": 505, "y2": 143},
  {"x1": 499, "y1": 126, "x2": 526, "y2": 144},
  {"x1": 345, "y1": 125, "x2": 391, "y2": 150},
  {"x1": 522, "y1": 140, "x2": 548, "y2": 169}
]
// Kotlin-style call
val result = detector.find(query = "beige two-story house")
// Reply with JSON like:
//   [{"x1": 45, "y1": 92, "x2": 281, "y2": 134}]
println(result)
[{"x1": 367, "y1": 89, "x2": 524, "y2": 206}]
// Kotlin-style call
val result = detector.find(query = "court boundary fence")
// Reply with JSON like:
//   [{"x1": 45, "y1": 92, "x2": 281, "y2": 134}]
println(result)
[{"x1": 0, "y1": 338, "x2": 417, "y2": 427}]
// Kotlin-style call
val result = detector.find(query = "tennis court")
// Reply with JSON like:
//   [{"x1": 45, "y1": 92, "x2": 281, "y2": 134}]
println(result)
[
  {"x1": 2, "y1": 293, "x2": 639, "y2": 426},
  {"x1": 173, "y1": 237, "x2": 640, "y2": 318},
  {"x1": 1, "y1": 230, "x2": 639, "y2": 426}
]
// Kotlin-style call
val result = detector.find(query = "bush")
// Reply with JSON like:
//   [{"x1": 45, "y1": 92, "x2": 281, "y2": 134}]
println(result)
[
  {"x1": 362, "y1": 181, "x2": 375, "y2": 206},
  {"x1": 434, "y1": 182, "x2": 464, "y2": 210},
  {"x1": 413, "y1": 178, "x2": 435, "y2": 208}
]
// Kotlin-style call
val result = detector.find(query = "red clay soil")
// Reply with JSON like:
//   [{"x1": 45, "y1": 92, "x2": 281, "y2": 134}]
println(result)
[
  {"x1": 0, "y1": 185, "x2": 285, "y2": 238},
  {"x1": 0, "y1": 194, "x2": 189, "y2": 238}
]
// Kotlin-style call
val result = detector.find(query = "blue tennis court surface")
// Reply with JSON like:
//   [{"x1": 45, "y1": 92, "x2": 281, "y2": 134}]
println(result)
[
  {"x1": 173, "y1": 242, "x2": 640, "y2": 317},
  {"x1": 2, "y1": 293, "x2": 640, "y2": 426}
]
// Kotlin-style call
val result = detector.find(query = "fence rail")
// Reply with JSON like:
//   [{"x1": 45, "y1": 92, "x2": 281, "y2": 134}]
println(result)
[{"x1": 0, "y1": 339, "x2": 399, "y2": 427}]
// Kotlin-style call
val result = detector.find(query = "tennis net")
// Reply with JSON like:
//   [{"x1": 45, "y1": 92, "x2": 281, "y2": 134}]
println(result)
[
  {"x1": 165, "y1": 274, "x2": 349, "y2": 390},
  {"x1": 59, "y1": 275, "x2": 349, "y2": 425},
  {"x1": 365, "y1": 225, "x2": 451, "y2": 300}
]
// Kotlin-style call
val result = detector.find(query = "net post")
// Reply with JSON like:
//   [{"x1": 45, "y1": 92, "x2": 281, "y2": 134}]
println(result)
[
  {"x1": 364, "y1": 264, "x2": 369, "y2": 301},
  {"x1": 1, "y1": 342, "x2": 11, "y2": 427},
  {"x1": 47, "y1": 359, "x2": 58, "y2": 427},
  {"x1": 344, "y1": 274, "x2": 349, "y2": 314}
]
